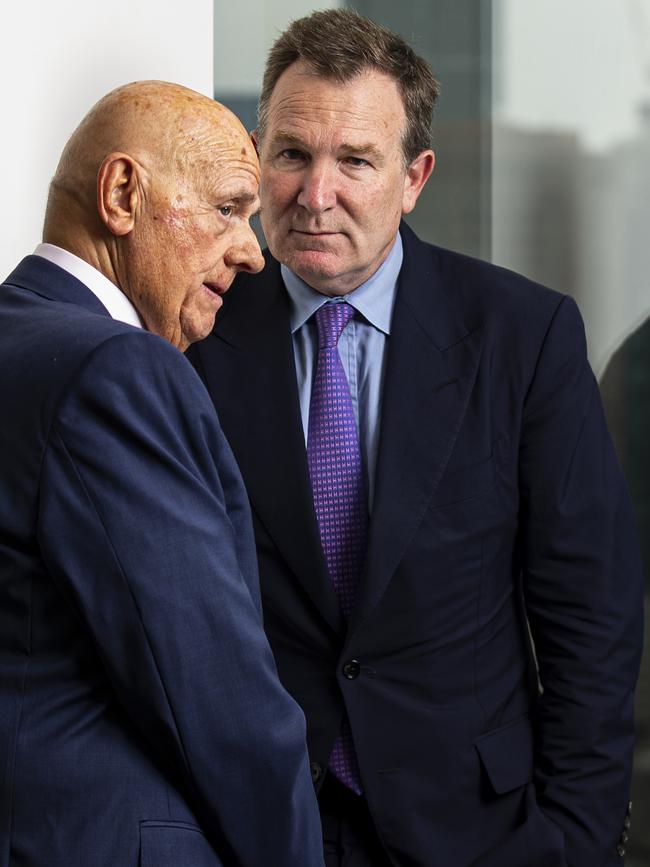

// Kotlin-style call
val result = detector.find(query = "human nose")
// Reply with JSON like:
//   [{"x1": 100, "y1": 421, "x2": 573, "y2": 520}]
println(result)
[
  {"x1": 296, "y1": 161, "x2": 336, "y2": 214},
  {"x1": 226, "y1": 221, "x2": 264, "y2": 274}
]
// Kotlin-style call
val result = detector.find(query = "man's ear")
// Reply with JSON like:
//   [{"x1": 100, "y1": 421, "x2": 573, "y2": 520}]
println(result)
[
  {"x1": 402, "y1": 150, "x2": 435, "y2": 215},
  {"x1": 250, "y1": 129, "x2": 260, "y2": 156},
  {"x1": 97, "y1": 152, "x2": 139, "y2": 236}
]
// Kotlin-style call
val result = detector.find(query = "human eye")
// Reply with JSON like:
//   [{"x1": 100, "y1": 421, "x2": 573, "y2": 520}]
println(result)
[
  {"x1": 218, "y1": 204, "x2": 234, "y2": 218},
  {"x1": 344, "y1": 155, "x2": 370, "y2": 168},
  {"x1": 279, "y1": 148, "x2": 306, "y2": 162}
]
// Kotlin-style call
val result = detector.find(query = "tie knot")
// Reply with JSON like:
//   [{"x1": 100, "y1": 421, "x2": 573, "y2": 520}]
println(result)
[{"x1": 314, "y1": 302, "x2": 355, "y2": 348}]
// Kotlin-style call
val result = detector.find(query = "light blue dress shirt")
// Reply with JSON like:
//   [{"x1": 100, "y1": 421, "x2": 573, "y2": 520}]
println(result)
[{"x1": 281, "y1": 231, "x2": 403, "y2": 511}]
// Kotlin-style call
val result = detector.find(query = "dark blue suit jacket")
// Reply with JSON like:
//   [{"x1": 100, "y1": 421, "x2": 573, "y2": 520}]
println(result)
[
  {"x1": 0, "y1": 256, "x2": 324, "y2": 867},
  {"x1": 188, "y1": 223, "x2": 644, "y2": 867}
]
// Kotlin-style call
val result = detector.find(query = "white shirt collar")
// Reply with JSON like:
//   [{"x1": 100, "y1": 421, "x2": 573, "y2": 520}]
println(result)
[{"x1": 33, "y1": 243, "x2": 143, "y2": 328}]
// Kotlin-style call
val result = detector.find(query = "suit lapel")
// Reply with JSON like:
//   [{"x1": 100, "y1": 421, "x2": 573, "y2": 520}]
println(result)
[
  {"x1": 196, "y1": 258, "x2": 344, "y2": 635},
  {"x1": 350, "y1": 225, "x2": 484, "y2": 632},
  {"x1": 197, "y1": 230, "x2": 483, "y2": 638}
]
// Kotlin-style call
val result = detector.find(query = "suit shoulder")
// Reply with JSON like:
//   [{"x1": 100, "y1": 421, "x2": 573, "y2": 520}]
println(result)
[
  {"x1": 1, "y1": 281, "x2": 144, "y2": 367},
  {"x1": 60, "y1": 328, "x2": 205, "y2": 408},
  {"x1": 403, "y1": 229, "x2": 578, "y2": 354},
  {"x1": 1, "y1": 286, "x2": 206, "y2": 436},
  {"x1": 47, "y1": 330, "x2": 222, "y2": 477},
  {"x1": 425, "y1": 241, "x2": 565, "y2": 319},
  {"x1": 399, "y1": 225, "x2": 585, "y2": 371}
]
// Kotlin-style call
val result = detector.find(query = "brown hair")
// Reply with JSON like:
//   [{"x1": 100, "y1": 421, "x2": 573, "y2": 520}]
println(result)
[{"x1": 257, "y1": 8, "x2": 440, "y2": 166}]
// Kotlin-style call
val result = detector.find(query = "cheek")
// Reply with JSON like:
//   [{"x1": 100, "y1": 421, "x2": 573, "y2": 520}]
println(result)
[
  {"x1": 158, "y1": 205, "x2": 205, "y2": 253},
  {"x1": 261, "y1": 171, "x2": 295, "y2": 212},
  {"x1": 169, "y1": 224, "x2": 217, "y2": 276},
  {"x1": 363, "y1": 184, "x2": 404, "y2": 227}
]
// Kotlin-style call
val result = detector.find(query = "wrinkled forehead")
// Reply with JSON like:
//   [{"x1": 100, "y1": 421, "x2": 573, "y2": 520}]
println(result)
[
  {"x1": 168, "y1": 109, "x2": 259, "y2": 178},
  {"x1": 269, "y1": 62, "x2": 404, "y2": 118}
]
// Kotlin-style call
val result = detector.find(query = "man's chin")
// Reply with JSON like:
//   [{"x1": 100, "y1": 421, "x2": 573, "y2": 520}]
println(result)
[
  {"x1": 285, "y1": 248, "x2": 342, "y2": 283},
  {"x1": 181, "y1": 307, "x2": 222, "y2": 350},
  {"x1": 291, "y1": 267, "x2": 352, "y2": 297}
]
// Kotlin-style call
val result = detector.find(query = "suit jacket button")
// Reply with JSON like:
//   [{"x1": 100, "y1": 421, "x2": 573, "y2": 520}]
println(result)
[
  {"x1": 624, "y1": 816, "x2": 631, "y2": 830},
  {"x1": 617, "y1": 844, "x2": 626, "y2": 857},
  {"x1": 310, "y1": 761, "x2": 323, "y2": 783},
  {"x1": 342, "y1": 659, "x2": 361, "y2": 680}
]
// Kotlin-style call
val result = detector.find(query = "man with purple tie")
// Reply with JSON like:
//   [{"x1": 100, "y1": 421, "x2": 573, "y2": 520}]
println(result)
[{"x1": 188, "y1": 9, "x2": 643, "y2": 867}]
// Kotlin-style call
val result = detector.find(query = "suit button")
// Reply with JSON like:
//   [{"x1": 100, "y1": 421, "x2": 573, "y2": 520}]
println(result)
[
  {"x1": 617, "y1": 844, "x2": 626, "y2": 857},
  {"x1": 310, "y1": 761, "x2": 323, "y2": 783},
  {"x1": 624, "y1": 816, "x2": 631, "y2": 830},
  {"x1": 620, "y1": 832, "x2": 629, "y2": 844},
  {"x1": 342, "y1": 659, "x2": 361, "y2": 679}
]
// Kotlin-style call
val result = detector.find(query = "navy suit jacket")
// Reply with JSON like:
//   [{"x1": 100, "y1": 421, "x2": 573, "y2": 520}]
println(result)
[
  {"x1": 188, "y1": 222, "x2": 644, "y2": 867},
  {"x1": 0, "y1": 256, "x2": 324, "y2": 867}
]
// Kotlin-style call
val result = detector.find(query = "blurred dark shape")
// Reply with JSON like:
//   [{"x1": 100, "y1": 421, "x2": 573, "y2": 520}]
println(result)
[{"x1": 601, "y1": 315, "x2": 650, "y2": 587}]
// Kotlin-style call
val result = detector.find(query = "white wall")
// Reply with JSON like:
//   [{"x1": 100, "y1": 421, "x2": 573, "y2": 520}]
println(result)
[{"x1": 0, "y1": 0, "x2": 213, "y2": 279}]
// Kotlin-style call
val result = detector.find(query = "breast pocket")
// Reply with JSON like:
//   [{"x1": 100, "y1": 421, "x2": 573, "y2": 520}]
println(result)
[{"x1": 140, "y1": 820, "x2": 223, "y2": 867}]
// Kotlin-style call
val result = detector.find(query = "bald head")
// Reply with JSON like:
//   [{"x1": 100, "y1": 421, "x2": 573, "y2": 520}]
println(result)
[
  {"x1": 43, "y1": 80, "x2": 263, "y2": 350},
  {"x1": 44, "y1": 80, "x2": 252, "y2": 241}
]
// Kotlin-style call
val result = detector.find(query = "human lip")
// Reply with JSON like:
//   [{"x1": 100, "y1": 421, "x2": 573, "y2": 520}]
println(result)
[
  {"x1": 291, "y1": 229, "x2": 340, "y2": 236},
  {"x1": 202, "y1": 282, "x2": 229, "y2": 298}
]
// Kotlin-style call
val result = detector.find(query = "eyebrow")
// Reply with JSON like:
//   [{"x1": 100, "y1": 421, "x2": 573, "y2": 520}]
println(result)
[
  {"x1": 340, "y1": 142, "x2": 383, "y2": 161},
  {"x1": 270, "y1": 130, "x2": 305, "y2": 147},
  {"x1": 228, "y1": 193, "x2": 258, "y2": 206}
]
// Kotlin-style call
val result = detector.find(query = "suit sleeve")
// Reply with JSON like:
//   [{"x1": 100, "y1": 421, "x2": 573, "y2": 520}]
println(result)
[
  {"x1": 519, "y1": 296, "x2": 644, "y2": 867},
  {"x1": 37, "y1": 331, "x2": 324, "y2": 867}
]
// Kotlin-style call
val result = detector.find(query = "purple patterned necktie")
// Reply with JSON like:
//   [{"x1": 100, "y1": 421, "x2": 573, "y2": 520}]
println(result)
[{"x1": 307, "y1": 301, "x2": 367, "y2": 794}]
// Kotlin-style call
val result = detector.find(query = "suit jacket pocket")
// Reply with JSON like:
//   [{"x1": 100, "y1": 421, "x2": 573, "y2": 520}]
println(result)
[
  {"x1": 474, "y1": 714, "x2": 533, "y2": 794},
  {"x1": 140, "y1": 820, "x2": 223, "y2": 867}
]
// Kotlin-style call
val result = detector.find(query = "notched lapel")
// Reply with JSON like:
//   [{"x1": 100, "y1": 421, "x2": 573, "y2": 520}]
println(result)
[
  {"x1": 350, "y1": 228, "x2": 484, "y2": 632},
  {"x1": 195, "y1": 262, "x2": 344, "y2": 636}
]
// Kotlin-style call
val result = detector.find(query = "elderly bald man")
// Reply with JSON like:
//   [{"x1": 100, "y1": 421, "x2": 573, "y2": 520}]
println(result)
[{"x1": 0, "y1": 81, "x2": 324, "y2": 867}]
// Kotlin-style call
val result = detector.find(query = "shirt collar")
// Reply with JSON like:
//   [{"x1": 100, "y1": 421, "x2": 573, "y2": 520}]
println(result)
[
  {"x1": 282, "y1": 230, "x2": 403, "y2": 335},
  {"x1": 33, "y1": 243, "x2": 144, "y2": 328}
]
